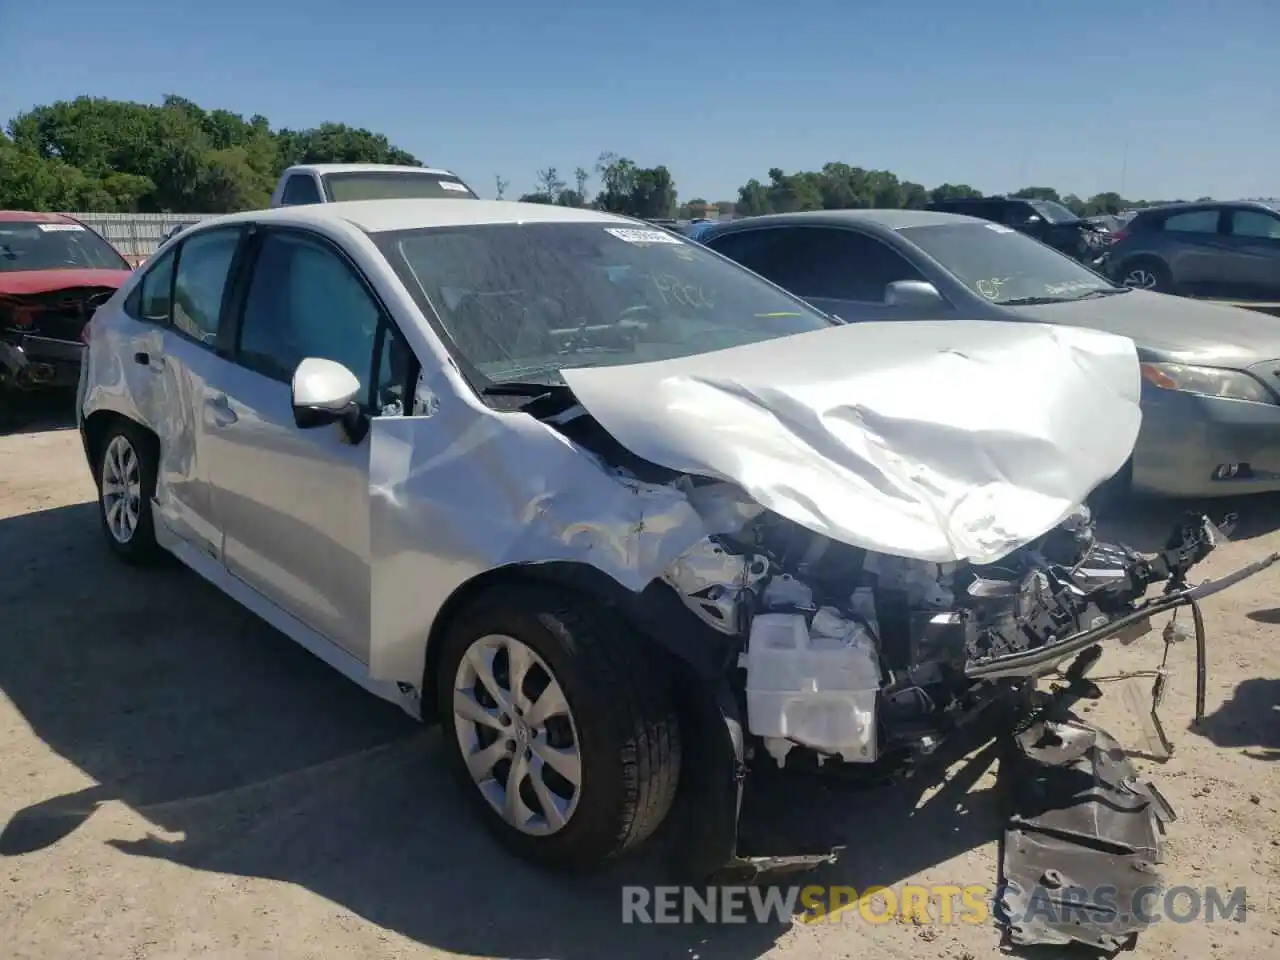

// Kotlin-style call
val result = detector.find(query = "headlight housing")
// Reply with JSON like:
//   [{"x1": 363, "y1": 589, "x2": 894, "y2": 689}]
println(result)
[{"x1": 1140, "y1": 362, "x2": 1277, "y2": 404}]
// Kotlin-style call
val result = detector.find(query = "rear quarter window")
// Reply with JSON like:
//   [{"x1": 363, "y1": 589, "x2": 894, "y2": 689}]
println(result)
[
  {"x1": 1161, "y1": 210, "x2": 1220, "y2": 234},
  {"x1": 280, "y1": 175, "x2": 323, "y2": 206}
]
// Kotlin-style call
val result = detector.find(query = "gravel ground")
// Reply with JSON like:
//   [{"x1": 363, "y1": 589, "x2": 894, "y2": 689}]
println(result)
[{"x1": 0, "y1": 409, "x2": 1276, "y2": 960}]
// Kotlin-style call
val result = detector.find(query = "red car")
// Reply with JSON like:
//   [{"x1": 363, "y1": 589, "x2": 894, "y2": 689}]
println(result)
[{"x1": 1, "y1": 211, "x2": 133, "y2": 405}]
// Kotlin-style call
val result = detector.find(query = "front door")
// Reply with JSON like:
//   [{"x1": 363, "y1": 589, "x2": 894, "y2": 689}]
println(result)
[{"x1": 203, "y1": 228, "x2": 403, "y2": 662}]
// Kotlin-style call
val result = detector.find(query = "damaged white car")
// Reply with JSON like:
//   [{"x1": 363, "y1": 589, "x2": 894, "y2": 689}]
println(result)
[{"x1": 77, "y1": 200, "x2": 1275, "y2": 949}]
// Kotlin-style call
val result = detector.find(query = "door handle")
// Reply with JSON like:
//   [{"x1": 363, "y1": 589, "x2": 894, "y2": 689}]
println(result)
[{"x1": 206, "y1": 393, "x2": 238, "y2": 427}]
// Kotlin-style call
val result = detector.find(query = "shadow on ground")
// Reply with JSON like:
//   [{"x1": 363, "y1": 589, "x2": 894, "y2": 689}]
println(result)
[
  {"x1": 0, "y1": 502, "x2": 1012, "y2": 959},
  {"x1": 1093, "y1": 491, "x2": 1280, "y2": 552},
  {"x1": 1194, "y1": 677, "x2": 1280, "y2": 761},
  {"x1": 0, "y1": 388, "x2": 77, "y2": 436}
]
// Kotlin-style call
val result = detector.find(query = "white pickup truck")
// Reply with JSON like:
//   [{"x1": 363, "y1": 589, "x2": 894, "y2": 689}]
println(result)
[{"x1": 269, "y1": 163, "x2": 479, "y2": 206}]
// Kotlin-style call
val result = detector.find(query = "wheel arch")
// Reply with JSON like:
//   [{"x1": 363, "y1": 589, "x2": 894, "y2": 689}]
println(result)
[
  {"x1": 419, "y1": 560, "x2": 732, "y2": 722},
  {"x1": 83, "y1": 409, "x2": 159, "y2": 478},
  {"x1": 1116, "y1": 253, "x2": 1171, "y2": 287}
]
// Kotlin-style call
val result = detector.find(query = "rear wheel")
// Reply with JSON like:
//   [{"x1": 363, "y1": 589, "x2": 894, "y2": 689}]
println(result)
[
  {"x1": 96, "y1": 420, "x2": 164, "y2": 564},
  {"x1": 436, "y1": 584, "x2": 681, "y2": 870},
  {"x1": 1119, "y1": 258, "x2": 1172, "y2": 293}
]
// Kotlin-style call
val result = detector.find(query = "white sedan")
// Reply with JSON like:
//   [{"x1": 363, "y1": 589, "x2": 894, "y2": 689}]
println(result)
[{"x1": 75, "y1": 198, "x2": 1256, "y2": 902}]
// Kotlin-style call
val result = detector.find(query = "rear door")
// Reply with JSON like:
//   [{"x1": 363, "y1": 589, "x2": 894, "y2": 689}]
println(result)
[
  {"x1": 1224, "y1": 207, "x2": 1280, "y2": 297},
  {"x1": 1157, "y1": 208, "x2": 1231, "y2": 293},
  {"x1": 203, "y1": 226, "x2": 411, "y2": 663},
  {"x1": 123, "y1": 226, "x2": 246, "y2": 559}
]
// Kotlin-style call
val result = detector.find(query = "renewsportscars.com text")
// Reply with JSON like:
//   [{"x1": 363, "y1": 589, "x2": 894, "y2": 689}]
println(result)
[{"x1": 621, "y1": 883, "x2": 1249, "y2": 926}]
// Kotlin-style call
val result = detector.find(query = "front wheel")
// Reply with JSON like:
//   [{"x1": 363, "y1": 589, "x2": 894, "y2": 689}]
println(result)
[{"x1": 436, "y1": 585, "x2": 681, "y2": 870}]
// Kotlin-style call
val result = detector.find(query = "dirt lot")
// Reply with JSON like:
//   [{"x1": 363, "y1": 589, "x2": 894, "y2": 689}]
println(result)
[{"x1": 0, "y1": 415, "x2": 1276, "y2": 960}]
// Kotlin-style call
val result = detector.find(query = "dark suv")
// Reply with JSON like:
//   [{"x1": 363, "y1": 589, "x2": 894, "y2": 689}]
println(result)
[
  {"x1": 1101, "y1": 201, "x2": 1280, "y2": 299},
  {"x1": 924, "y1": 196, "x2": 1104, "y2": 261}
]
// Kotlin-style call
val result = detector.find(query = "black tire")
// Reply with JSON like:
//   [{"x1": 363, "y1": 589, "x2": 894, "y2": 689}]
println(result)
[
  {"x1": 435, "y1": 584, "x2": 681, "y2": 870},
  {"x1": 1118, "y1": 257, "x2": 1173, "y2": 293},
  {"x1": 94, "y1": 419, "x2": 165, "y2": 565}
]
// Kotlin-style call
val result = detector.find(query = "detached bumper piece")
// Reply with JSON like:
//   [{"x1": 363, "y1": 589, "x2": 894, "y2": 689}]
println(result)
[{"x1": 999, "y1": 718, "x2": 1176, "y2": 952}]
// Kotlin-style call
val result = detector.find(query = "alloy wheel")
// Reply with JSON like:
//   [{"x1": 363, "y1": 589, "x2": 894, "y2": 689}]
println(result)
[
  {"x1": 101, "y1": 434, "x2": 142, "y2": 544},
  {"x1": 452, "y1": 633, "x2": 583, "y2": 836},
  {"x1": 1123, "y1": 268, "x2": 1158, "y2": 290}
]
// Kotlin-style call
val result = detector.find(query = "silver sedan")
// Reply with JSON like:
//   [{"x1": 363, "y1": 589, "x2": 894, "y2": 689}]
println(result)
[{"x1": 700, "y1": 209, "x2": 1280, "y2": 499}]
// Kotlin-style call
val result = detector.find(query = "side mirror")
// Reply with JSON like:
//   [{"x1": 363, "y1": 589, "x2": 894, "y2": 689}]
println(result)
[
  {"x1": 884, "y1": 280, "x2": 946, "y2": 309},
  {"x1": 291, "y1": 357, "x2": 367, "y2": 443}
]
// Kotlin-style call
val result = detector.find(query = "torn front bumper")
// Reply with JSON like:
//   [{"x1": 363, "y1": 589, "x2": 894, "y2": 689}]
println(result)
[
  {"x1": 1000, "y1": 718, "x2": 1177, "y2": 952},
  {"x1": 1, "y1": 333, "x2": 84, "y2": 391}
]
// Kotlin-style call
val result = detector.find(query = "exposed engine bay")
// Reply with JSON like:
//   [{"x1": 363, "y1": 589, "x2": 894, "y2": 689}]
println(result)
[
  {"x1": 507, "y1": 383, "x2": 1277, "y2": 951},
  {"x1": 523, "y1": 387, "x2": 1234, "y2": 777},
  {"x1": 660, "y1": 475, "x2": 1228, "y2": 773}
]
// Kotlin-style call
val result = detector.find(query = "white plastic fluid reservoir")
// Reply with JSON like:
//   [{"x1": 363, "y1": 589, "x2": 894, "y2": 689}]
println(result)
[{"x1": 744, "y1": 612, "x2": 881, "y2": 764}]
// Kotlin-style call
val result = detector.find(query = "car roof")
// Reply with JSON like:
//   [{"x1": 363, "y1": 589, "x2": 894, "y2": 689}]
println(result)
[
  {"x1": 705, "y1": 208, "x2": 987, "y2": 235},
  {"x1": 0, "y1": 210, "x2": 80, "y2": 224},
  {"x1": 200, "y1": 199, "x2": 641, "y2": 234},
  {"x1": 283, "y1": 163, "x2": 461, "y2": 177},
  {"x1": 1134, "y1": 199, "x2": 1272, "y2": 216}
]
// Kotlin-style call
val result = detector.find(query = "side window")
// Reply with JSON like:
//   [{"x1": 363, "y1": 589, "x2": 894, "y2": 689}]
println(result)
[
  {"x1": 1162, "y1": 210, "x2": 1221, "y2": 234},
  {"x1": 1230, "y1": 210, "x2": 1280, "y2": 240},
  {"x1": 772, "y1": 228, "x2": 927, "y2": 302},
  {"x1": 236, "y1": 232, "x2": 384, "y2": 401},
  {"x1": 965, "y1": 202, "x2": 1002, "y2": 223},
  {"x1": 705, "y1": 230, "x2": 784, "y2": 276},
  {"x1": 280, "y1": 175, "x2": 323, "y2": 206},
  {"x1": 1002, "y1": 202, "x2": 1037, "y2": 225},
  {"x1": 371, "y1": 325, "x2": 419, "y2": 416},
  {"x1": 132, "y1": 247, "x2": 177, "y2": 322},
  {"x1": 172, "y1": 229, "x2": 241, "y2": 345}
]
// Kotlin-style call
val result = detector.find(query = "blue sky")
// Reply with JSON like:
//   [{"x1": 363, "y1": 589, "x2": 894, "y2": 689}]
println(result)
[{"x1": 2, "y1": 0, "x2": 1277, "y2": 204}]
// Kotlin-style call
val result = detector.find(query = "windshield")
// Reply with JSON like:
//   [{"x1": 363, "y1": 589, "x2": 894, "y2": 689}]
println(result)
[
  {"x1": 374, "y1": 221, "x2": 833, "y2": 385},
  {"x1": 0, "y1": 221, "x2": 130, "y2": 273},
  {"x1": 1029, "y1": 200, "x2": 1080, "y2": 224},
  {"x1": 900, "y1": 222, "x2": 1120, "y2": 304},
  {"x1": 323, "y1": 172, "x2": 478, "y2": 202}
]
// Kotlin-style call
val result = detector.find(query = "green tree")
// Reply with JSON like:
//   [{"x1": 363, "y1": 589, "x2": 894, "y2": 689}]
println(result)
[
  {"x1": 2, "y1": 94, "x2": 422, "y2": 213},
  {"x1": 535, "y1": 167, "x2": 566, "y2": 204},
  {"x1": 929, "y1": 183, "x2": 984, "y2": 203}
]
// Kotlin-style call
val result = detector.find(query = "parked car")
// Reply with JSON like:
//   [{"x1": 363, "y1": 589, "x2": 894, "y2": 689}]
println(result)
[
  {"x1": 925, "y1": 196, "x2": 1106, "y2": 261},
  {"x1": 1, "y1": 211, "x2": 133, "y2": 406},
  {"x1": 698, "y1": 209, "x2": 1280, "y2": 499},
  {"x1": 76, "y1": 200, "x2": 1266, "y2": 946},
  {"x1": 161, "y1": 221, "x2": 198, "y2": 244},
  {"x1": 1099, "y1": 200, "x2": 1280, "y2": 299},
  {"x1": 270, "y1": 163, "x2": 478, "y2": 207}
]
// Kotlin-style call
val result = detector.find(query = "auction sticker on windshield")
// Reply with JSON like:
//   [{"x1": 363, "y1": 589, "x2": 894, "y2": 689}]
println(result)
[
  {"x1": 36, "y1": 223, "x2": 85, "y2": 232},
  {"x1": 438, "y1": 181, "x2": 470, "y2": 192},
  {"x1": 605, "y1": 228, "x2": 684, "y2": 245}
]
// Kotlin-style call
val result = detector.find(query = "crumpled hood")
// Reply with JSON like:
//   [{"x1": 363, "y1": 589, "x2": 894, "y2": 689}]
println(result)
[
  {"x1": 560, "y1": 319, "x2": 1142, "y2": 565},
  {"x1": 0, "y1": 268, "x2": 131, "y2": 297}
]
